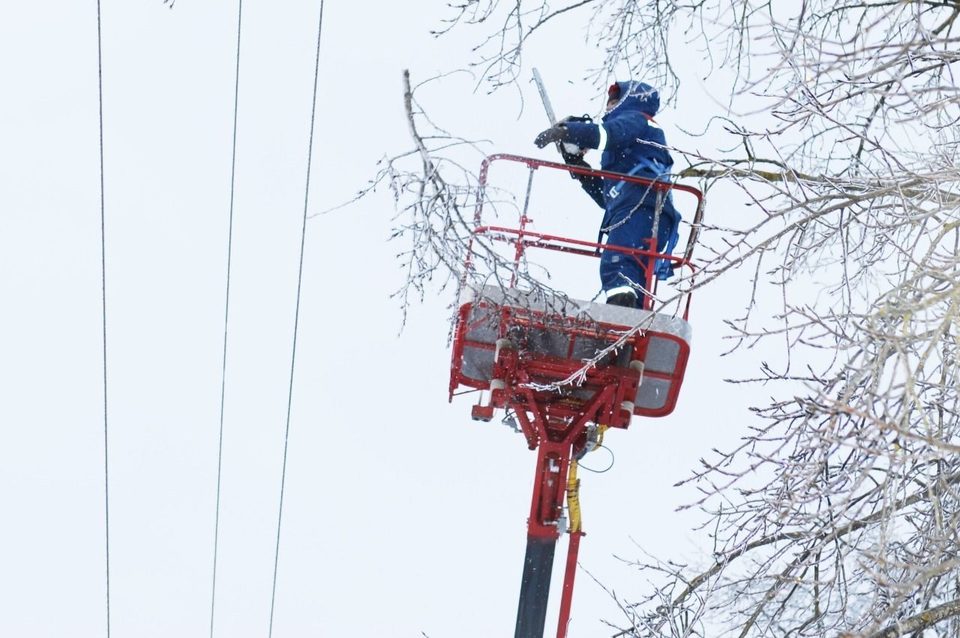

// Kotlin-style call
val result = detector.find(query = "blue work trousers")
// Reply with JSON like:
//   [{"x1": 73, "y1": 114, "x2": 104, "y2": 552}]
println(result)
[{"x1": 599, "y1": 185, "x2": 678, "y2": 292}]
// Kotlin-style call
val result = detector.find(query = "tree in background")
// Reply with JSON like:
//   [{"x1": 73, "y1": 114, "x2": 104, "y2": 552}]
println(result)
[{"x1": 370, "y1": 1, "x2": 960, "y2": 635}]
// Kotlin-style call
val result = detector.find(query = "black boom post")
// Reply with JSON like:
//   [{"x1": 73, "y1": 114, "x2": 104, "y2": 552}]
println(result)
[{"x1": 514, "y1": 536, "x2": 557, "y2": 638}]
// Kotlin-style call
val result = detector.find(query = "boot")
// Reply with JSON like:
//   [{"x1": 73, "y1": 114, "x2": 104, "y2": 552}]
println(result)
[{"x1": 606, "y1": 291, "x2": 638, "y2": 308}]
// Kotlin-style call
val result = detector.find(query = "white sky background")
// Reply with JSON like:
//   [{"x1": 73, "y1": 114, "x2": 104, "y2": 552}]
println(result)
[{"x1": 0, "y1": 2, "x2": 774, "y2": 637}]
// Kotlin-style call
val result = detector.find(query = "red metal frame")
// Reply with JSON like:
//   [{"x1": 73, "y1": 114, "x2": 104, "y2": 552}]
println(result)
[
  {"x1": 449, "y1": 300, "x2": 690, "y2": 420},
  {"x1": 450, "y1": 154, "x2": 704, "y2": 638}
]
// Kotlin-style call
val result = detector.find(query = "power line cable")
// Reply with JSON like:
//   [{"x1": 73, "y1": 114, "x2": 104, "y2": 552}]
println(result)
[
  {"x1": 95, "y1": 1, "x2": 111, "y2": 636},
  {"x1": 268, "y1": 2, "x2": 325, "y2": 635},
  {"x1": 209, "y1": 1, "x2": 244, "y2": 636}
]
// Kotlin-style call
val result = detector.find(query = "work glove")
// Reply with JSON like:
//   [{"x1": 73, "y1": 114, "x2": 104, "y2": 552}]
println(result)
[
  {"x1": 537, "y1": 113, "x2": 594, "y2": 151},
  {"x1": 534, "y1": 125, "x2": 568, "y2": 148}
]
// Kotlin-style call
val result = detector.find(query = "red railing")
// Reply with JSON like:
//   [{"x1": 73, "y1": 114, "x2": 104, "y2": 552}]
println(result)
[{"x1": 466, "y1": 154, "x2": 705, "y2": 318}]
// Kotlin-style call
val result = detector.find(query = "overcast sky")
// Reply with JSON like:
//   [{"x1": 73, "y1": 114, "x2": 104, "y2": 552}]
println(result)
[{"x1": 0, "y1": 2, "x2": 764, "y2": 636}]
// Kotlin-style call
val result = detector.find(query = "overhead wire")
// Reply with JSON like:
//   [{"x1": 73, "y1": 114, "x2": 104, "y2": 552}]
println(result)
[
  {"x1": 209, "y1": 1, "x2": 244, "y2": 636},
  {"x1": 95, "y1": 1, "x2": 111, "y2": 636},
  {"x1": 268, "y1": 1, "x2": 325, "y2": 635}
]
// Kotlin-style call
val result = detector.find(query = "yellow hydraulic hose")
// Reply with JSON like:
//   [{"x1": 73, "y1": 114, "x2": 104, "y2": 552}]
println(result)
[
  {"x1": 567, "y1": 459, "x2": 581, "y2": 533},
  {"x1": 595, "y1": 423, "x2": 608, "y2": 449},
  {"x1": 567, "y1": 424, "x2": 608, "y2": 534}
]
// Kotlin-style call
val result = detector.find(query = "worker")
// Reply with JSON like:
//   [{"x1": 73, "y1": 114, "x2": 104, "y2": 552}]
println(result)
[{"x1": 534, "y1": 81, "x2": 680, "y2": 309}]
